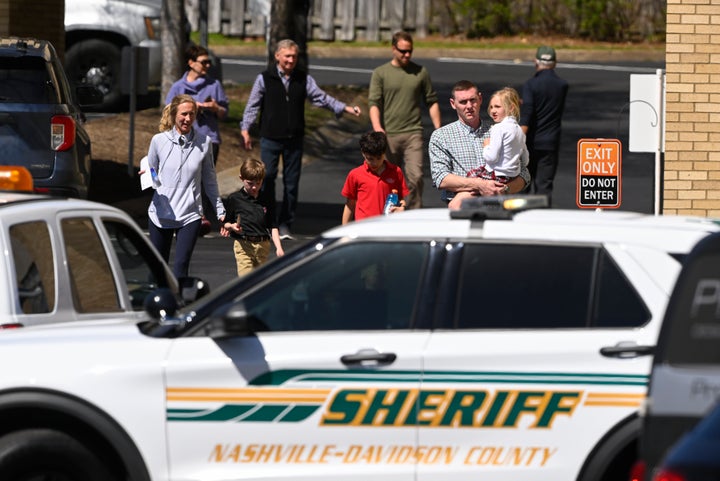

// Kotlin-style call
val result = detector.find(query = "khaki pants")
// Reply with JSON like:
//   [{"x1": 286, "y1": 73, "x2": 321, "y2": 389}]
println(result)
[
  {"x1": 233, "y1": 239, "x2": 270, "y2": 276},
  {"x1": 386, "y1": 131, "x2": 424, "y2": 209}
]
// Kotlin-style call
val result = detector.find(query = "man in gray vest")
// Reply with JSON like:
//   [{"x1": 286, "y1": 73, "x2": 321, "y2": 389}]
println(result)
[{"x1": 240, "y1": 39, "x2": 361, "y2": 239}]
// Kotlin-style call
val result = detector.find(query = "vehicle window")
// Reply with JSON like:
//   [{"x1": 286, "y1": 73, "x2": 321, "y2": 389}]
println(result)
[
  {"x1": 10, "y1": 222, "x2": 56, "y2": 314},
  {"x1": 241, "y1": 242, "x2": 428, "y2": 331},
  {"x1": 0, "y1": 57, "x2": 55, "y2": 103},
  {"x1": 593, "y1": 250, "x2": 650, "y2": 327},
  {"x1": 103, "y1": 220, "x2": 169, "y2": 310},
  {"x1": 62, "y1": 218, "x2": 122, "y2": 313},
  {"x1": 455, "y1": 243, "x2": 649, "y2": 329},
  {"x1": 660, "y1": 252, "x2": 720, "y2": 365}
]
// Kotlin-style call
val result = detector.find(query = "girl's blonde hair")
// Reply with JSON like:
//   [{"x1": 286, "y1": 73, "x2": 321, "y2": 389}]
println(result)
[
  {"x1": 488, "y1": 86, "x2": 522, "y2": 120},
  {"x1": 159, "y1": 94, "x2": 197, "y2": 132}
]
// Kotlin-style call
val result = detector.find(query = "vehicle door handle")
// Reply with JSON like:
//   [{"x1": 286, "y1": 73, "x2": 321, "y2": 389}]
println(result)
[
  {"x1": 599, "y1": 343, "x2": 655, "y2": 358},
  {"x1": 340, "y1": 350, "x2": 397, "y2": 366}
]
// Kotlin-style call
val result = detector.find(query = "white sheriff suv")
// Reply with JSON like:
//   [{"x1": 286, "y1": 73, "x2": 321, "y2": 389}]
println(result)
[{"x1": 0, "y1": 196, "x2": 717, "y2": 481}]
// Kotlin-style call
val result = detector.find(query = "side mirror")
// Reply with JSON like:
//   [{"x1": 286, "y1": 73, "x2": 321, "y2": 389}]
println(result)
[
  {"x1": 143, "y1": 288, "x2": 179, "y2": 320},
  {"x1": 207, "y1": 301, "x2": 268, "y2": 338}
]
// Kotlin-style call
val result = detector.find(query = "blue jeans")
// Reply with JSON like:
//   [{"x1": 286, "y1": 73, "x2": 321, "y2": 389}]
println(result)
[
  {"x1": 260, "y1": 136, "x2": 303, "y2": 228},
  {"x1": 148, "y1": 219, "x2": 202, "y2": 278}
]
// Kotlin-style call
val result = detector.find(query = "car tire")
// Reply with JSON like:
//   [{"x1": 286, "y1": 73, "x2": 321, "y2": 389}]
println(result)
[
  {"x1": 0, "y1": 428, "x2": 116, "y2": 481},
  {"x1": 577, "y1": 417, "x2": 640, "y2": 481},
  {"x1": 65, "y1": 39, "x2": 123, "y2": 112}
]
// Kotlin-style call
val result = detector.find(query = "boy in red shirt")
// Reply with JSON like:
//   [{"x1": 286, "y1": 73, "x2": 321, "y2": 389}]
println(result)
[{"x1": 342, "y1": 131, "x2": 409, "y2": 224}]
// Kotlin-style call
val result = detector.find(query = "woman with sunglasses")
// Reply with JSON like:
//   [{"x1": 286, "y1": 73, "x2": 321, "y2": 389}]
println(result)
[
  {"x1": 166, "y1": 44, "x2": 229, "y2": 234},
  {"x1": 165, "y1": 44, "x2": 228, "y2": 166}
]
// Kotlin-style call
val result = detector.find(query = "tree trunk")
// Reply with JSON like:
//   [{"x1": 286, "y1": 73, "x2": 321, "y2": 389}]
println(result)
[
  {"x1": 267, "y1": 0, "x2": 310, "y2": 72},
  {"x1": 161, "y1": 0, "x2": 187, "y2": 105}
]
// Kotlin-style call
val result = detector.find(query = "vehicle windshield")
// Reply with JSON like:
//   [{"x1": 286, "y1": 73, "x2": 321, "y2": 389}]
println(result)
[
  {"x1": 0, "y1": 56, "x2": 55, "y2": 103},
  {"x1": 141, "y1": 237, "x2": 339, "y2": 338}
]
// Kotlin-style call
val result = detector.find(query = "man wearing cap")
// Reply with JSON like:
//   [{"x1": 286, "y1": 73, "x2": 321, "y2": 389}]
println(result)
[{"x1": 520, "y1": 46, "x2": 569, "y2": 206}]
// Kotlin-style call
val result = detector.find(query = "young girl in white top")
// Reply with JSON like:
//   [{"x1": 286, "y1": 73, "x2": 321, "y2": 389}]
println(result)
[
  {"x1": 449, "y1": 87, "x2": 529, "y2": 209},
  {"x1": 474, "y1": 86, "x2": 529, "y2": 180}
]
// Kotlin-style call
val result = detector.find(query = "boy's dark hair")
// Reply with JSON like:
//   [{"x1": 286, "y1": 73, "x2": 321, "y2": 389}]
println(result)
[
  {"x1": 359, "y1": 131, "x2": 388, "y2": 157},
  {"x1": 239, "y1": 158, "x2": 265, "y2": 181}
]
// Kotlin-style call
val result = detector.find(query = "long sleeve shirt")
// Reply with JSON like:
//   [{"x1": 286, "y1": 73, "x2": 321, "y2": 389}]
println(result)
[
  {"x1": 146, "y1": 128, "x2": 225, "y2": 229},
  {"x1": 520, "y1": 69, "x2": 569, "y2": 151},
  {"x1": 483, "y1": 116, "x2": 530, "y2": 178},
  {"x1": 165, "y1": 73, "x2": 229, "y2": 144},
  {"x1": 239, "y1": 68, "x2": 347, "y2": 132},
  {"x1": 430, "y1": 119, "x2": 531, "y2": 201}
]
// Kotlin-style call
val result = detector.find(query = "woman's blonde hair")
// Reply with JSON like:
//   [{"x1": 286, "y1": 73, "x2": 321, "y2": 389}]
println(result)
[
  {"x1": 159, "y1": 94, "x2": 197, "y2": 132},
  {"x1": 488, "y1": 86, "x2": 522, "y2": 120}
]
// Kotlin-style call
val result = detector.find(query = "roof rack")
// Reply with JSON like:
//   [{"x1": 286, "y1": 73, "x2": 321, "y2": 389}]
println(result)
[{"x1": 450, "y1": 195, "x2": 549, "y2": 220}]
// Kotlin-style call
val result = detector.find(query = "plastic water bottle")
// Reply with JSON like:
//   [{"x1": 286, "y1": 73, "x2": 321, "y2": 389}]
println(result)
[
  {"x1": 150, "y1": 167, "x2": 161, "y2": 188},
  {"x1": 383, "y1": 189, "x2": 399, "y2": 215}
]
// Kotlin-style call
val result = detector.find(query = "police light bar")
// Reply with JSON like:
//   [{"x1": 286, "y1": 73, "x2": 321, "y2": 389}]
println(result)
[
  {"x1": 0, "y1": 166, "x2": 33, "y2": 192},
  {"x1": 450, "y1": 195, "x2": 549, "y2": 220}
]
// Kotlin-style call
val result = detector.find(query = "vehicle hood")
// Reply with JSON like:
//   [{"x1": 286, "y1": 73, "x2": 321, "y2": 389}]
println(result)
[
  {"x1": 0, "y1": 319, "x2": 172, "y2": 388},
  {"x1": 65, "y1": 0, "x2": 161, "y2": 32}
]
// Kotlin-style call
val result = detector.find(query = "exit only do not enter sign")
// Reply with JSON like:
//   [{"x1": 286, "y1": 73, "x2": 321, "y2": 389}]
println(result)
[{"x1": 576, "y1": 138, "x2": 622, "y2": 209}]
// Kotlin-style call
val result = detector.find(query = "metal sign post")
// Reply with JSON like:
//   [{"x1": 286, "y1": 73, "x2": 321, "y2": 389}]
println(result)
[{"x1": 121, "y1": 46, "x2": 149, "y2": 176}]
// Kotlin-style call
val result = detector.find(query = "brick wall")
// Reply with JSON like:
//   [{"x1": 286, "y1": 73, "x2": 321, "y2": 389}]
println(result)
[
  {"x1": 664, "y1": 0, "x2": 720, "y2": 216},
  {"x1": 0, "y1": 0, "x2": 64, "y2": 57}
]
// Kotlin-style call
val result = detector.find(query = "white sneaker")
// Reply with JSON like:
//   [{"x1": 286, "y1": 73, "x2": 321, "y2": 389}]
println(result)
[{"x1": 279, "y1": 224, "x2": 294, "y2": 240}]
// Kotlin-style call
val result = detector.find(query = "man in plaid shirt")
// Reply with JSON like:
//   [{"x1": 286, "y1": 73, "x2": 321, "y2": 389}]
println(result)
[{"x1": 430, "y1": 80, "x2": 530, "y2": 206}]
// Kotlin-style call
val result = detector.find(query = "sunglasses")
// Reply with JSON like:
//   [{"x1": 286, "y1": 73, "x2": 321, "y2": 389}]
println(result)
[
  {"x1": 396, "y1": 48, "x2": 413, "y2": 55},
  {"x1": 197, "y1": 59, "x2": 212, "y2": 66}
]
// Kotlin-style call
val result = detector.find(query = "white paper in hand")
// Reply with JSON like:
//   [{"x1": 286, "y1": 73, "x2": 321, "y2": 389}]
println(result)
[{"x1": 139, "y1": 156, "x2": 155, "y2": 190}]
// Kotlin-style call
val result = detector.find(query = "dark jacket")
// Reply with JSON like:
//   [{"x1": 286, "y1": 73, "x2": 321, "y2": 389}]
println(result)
[
  {"x1": 259, "y1": 68, "x2": 307, "y2": 139},
  {"x1": 520, "y1": 69, "x2": 569, "y2": 151}
]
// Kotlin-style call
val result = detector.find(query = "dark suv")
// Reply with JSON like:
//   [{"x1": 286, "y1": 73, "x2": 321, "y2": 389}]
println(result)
[{"x1": 0, "y1": 37, "x2": 100, "y2": 198}]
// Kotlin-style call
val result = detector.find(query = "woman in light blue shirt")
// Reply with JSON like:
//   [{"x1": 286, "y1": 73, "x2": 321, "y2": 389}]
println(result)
[{"x1": 146, "y1": 94, "x2": 226, "y2": 278}]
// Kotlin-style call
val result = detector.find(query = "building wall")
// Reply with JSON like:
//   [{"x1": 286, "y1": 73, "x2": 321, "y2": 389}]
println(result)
[
  {"x1": 664, "y1": 0, "x2": 720, "y2": 216},
  {"x1": 0, "y1": 0, "x2": 6, "y2": 37},
  {"x1": 0, "y1": 0, "x2": 64, "y2": 57}
]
